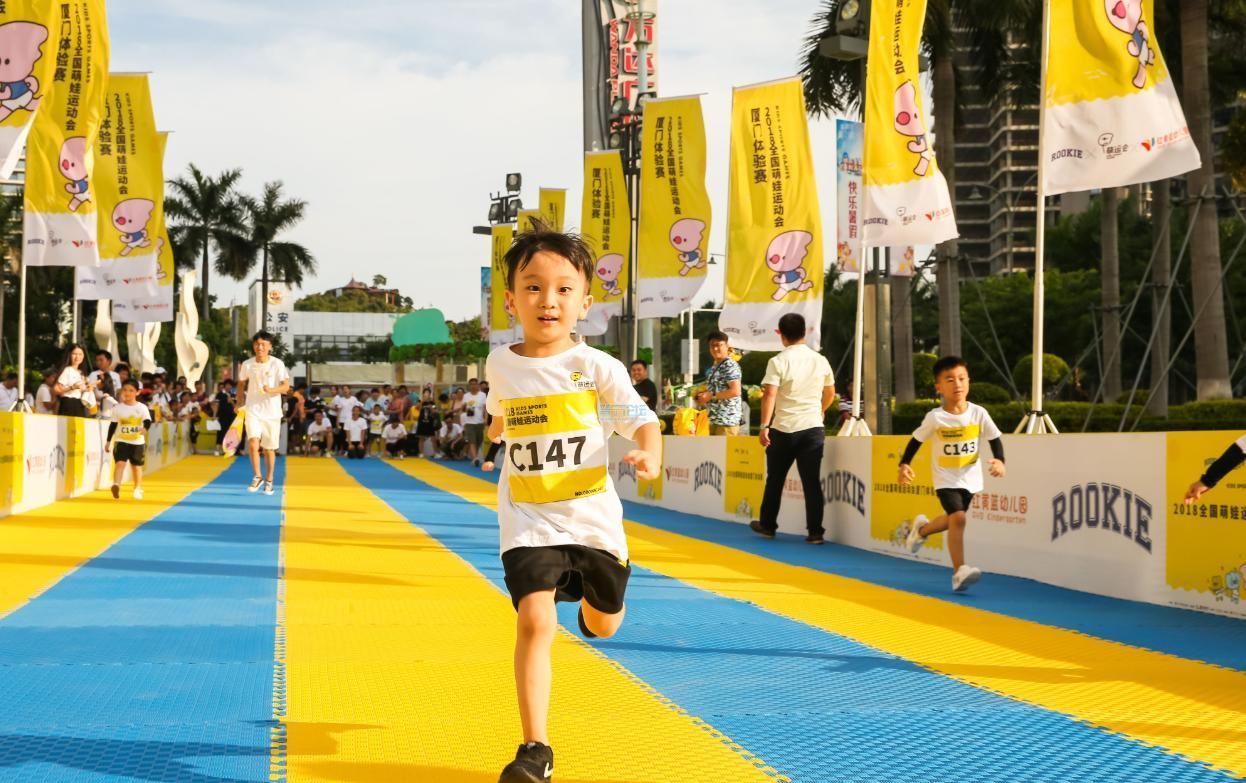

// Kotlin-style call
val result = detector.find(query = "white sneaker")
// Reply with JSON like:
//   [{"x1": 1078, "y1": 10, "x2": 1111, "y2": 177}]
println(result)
[
  {"x1": 248, "y1": 476, "x2": 263, "y2": 493},
  {"x1": 952, "y1": 565, "x2": 982, "y2": 593},
  {"x1": 264, "y1": 481, "x2": 274, "y2": 496},
  {"x1": 905, "y1": 515, "x2": 928, "y2": 554},
  {"x1": 133, "y1": 487, "x2": 143, "y2": 500}
]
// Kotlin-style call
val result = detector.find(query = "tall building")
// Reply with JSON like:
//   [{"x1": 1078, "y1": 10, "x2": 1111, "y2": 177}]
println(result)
[{"x1": 949, "y1": 35, "x2": 1040, "y2": 278}]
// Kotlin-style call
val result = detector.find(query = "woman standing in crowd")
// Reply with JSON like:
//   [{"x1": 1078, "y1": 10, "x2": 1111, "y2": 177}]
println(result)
[{"x1": 54, "y1": 344, "x2": 94, "y2": 418}]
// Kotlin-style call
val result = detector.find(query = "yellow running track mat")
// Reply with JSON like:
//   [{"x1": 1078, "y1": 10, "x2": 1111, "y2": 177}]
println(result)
[
  {"x1": 400, "y1": 458, "x2": 1246, "y2": 778},
  {"x1": 0, "y1": 455, "x2": 230, "y2": 621},
  {"x1": 280, "y1": 457, "x2": 784, "y2": 782}
]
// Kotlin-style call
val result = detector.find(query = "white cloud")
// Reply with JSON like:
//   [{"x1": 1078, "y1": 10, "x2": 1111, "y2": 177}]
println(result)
[{"x1": 111, "y1": 0, "x2": 844, "y2": 320}]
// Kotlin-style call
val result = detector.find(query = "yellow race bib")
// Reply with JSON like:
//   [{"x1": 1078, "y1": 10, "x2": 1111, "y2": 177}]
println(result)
[
  {"x1": 503, "y1": 390, "x2": 607, "y2": 504},
  {"x1": 937, "y1": 424, "x2": 981, "y2": 469}
]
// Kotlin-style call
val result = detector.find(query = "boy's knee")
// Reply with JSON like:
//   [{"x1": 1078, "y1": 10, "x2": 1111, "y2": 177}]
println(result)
[
  {"x1": 949, "y1": 511, "x2": 967, "y2": 528},
  {"x1": 517, "y1": 609, "x2": 556, "y2": 640}
]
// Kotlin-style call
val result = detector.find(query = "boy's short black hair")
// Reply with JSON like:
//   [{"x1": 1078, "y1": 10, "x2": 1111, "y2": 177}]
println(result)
[
  {"x1": 121, "y1": 379, "x2": 140, "y2": 391},
  {"x1": 630, "y1": 359, "x2": 648, "y2": 369},
  {"x1": 252, "y1": 330, "x2": 274, "y2": 344},
  {"x1": 932, "y1": 355, "x2": 969, "y2": 381},
  {"x1": 95, "y1": 349, "x2": 112, "y2": 360},
  {"x1": 777, "y1": 313, "x2": 806, "y2": 341},
  {"x1": 503, "y1": 221, "x2": 595, "y2": 290},
  {"x1": 706, "y1": 330, "x2": 729, "y2": 344},
  {"x1": 3, "y1": 372, "x2": 16, "y2": 381}
]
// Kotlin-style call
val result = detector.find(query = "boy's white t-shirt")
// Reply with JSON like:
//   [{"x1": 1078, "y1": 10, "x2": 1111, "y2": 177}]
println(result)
[
  {"x1": 911, "y1": 402, "x2": 1002, "y2": 494},
  {"x1": 461, "y1": 391, "x2": 487, "y2": 425},
  {"x1": 344, "y1": 417, "x2": 369, "y2": 443},
  {"x1": 307, "y1": 420, "x2": 330, "y2": 439},
  {"x1": 239, "y1": 357, "x2": 290, "y2": 421},
  {"x1": 382, "y1": 423, "x2": 407, "y2": 443},
  {"x1": 485, "y1": 341, "x2": 658, "y2": 562},
  {"x1": 110, "y1": 402, "x2": 152, "y2": 445}
]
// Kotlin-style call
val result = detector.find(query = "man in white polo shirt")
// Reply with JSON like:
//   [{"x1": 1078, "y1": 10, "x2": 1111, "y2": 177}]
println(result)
[
  {"x1": 751, "y1": 313, "x2": 836, "y2": 544},
  {"x1": 236, "y1": 331, "x2": 291, "y2": 495}
]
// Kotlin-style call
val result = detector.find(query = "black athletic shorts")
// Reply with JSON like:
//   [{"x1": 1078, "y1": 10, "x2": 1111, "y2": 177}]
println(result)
[
  {"x1": 113, "y1": 441, "x2": 146, "y2": 467},
  {"x1": 937, "y1": 488, "x2": 975, "y2": 515},
  {"x1": 501, "y1": 545, "x2": 631, "y2": 614},
  {"x1": 385, "y1": 441, "x2": 403, "y2": 455}
]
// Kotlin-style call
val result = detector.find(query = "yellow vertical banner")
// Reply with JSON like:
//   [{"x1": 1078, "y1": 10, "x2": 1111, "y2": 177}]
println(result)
[
  {"x1": 578, "y1": 150, "x2": 630, "y2": 337},
  {"x1": 22, "y1": 0, "x2": 109, "y2": 267},
  {"x1": 79, "y1": 74, "x2": 164, "y2": 312},
  {"x1": 1043, "y1": 0, "x2": 1199, "y2": 194},
  {"x1": 724, "y1": 436, "x2": 765, "y2": 521},
  {"x1": 637, "y1": 95, "x2": 711, "y2": 319},
  {"x1": 516, "y1": 209, "x2": 542, "y2": 234},
  {"x1": 861, "y1": 0, "x2": 957, "y2": 248},
  {"x1": 538, "y1": 188, "x2": 566, "y2": 232},
  {"x1": 111, "y1": 127, "x2": 174, "y2": 323},
  {"x1": 489, "y1": 224, "x2": 520, "y2": 348},
  {"x1": 0, "y1": 3, "x2": 58, "y2": 179},
  {"x1": 1165, "y1": 433, "x2": 1246, "y2": 601},
  {"x1": 720, "y1": 78, "x2": 824, "y2": 351}
]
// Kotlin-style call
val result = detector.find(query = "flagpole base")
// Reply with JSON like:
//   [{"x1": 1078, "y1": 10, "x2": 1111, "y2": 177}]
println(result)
[
  {"x1": 837, "y1": 416, "x2": 873, "y2": 437},
  {"x1": 1015, "y1": 410, "x2": 1059, "y2": 435}
]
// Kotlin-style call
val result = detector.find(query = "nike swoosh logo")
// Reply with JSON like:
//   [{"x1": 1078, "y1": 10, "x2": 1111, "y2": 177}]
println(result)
[{"x1": 543, "y1": 763, "x2": 553, "y2": 778}]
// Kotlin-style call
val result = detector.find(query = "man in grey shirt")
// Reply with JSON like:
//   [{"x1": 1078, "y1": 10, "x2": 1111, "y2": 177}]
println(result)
[{"x1": 750, "y1": 313, "x2": 836, "y2": 544}]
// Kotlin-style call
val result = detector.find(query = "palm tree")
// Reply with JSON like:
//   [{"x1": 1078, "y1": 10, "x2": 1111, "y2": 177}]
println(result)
[
  {"x1": 164, "y1": 165, "x2": 248, "y2": 322},
  {"x1": 1179, "y1": 0, "x2": 1232, "y2": 399},
  {"x1": 800, "y1": 0, "x2": 1031, "y2": 369},
  {"x1": 230, "y1": 182, "x2": 317, "y2": 328},
  {"x1": 1098, "y1": 188, "x2": 1122, "y2": 402},
  {"x1": 0, "y1": 190, "x2": 22, "y2": 364}
]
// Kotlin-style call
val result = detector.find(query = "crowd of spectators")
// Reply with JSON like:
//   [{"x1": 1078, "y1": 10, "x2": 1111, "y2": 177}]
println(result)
[{"x1": 3, "y1": 343, "x2": 494, "y2": 466}]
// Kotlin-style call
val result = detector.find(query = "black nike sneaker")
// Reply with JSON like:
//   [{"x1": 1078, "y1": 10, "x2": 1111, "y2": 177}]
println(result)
[{"x1": 499, "y1": 742, "x2": 554, "y2": 782}]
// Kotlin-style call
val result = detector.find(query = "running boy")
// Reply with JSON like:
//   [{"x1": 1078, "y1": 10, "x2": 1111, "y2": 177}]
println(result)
[
  {"x1": 488, "y1": 226, "x2": 660, "y2": 783},
  {"x1": 1184, "y1": 434, "x2": 1246, "y2": 503},
  {"x1": 898, "y1": 356, "x2": 1006, "y2": 592},
  {"x1": 237, "y1": 331, "x2": 291, "y2": 495},
  {"x1": 107, "y1": 380, "x2": 152, "y2": 500}
]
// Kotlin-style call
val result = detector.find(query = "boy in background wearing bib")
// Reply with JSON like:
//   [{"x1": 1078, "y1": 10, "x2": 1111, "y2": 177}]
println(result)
[
  {"x1": 487, "y1": 225, "x2": 660, "y2": 783},
  {"x1": 107, "y1": 380, "x2": 152, "y2": 500},
  {"x1": 898, "y1": 356, "x2": 1007, "y2": 592}
]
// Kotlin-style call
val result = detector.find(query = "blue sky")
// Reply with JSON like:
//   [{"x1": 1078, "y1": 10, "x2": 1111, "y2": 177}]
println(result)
[{"x1": 109, "y1": 0, "x2": 850, "y2": 319}]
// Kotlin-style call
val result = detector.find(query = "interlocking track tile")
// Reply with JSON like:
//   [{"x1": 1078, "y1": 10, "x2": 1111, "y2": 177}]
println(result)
[
  {"x1": 0, "y1": 722, "x2": 276, "y2": 783},
  {"x1": 0, "y1": 456, "x2": 232, "y2": 622},
  {"x1": 0, "y1": 459, "x2": 283, "y2": 782},
  {"x1": 0, "y1": 625, "x2": 276, "y2": 667},
  {"x1": 444, "y1": 458, "x2": 1246, "y2": 672},
  {"x1": 283, "y1": 458, "x2": 785, "y2": 783},
  {"x1": 375, "y1": 458, "x2": 1243, "y2": 783}
]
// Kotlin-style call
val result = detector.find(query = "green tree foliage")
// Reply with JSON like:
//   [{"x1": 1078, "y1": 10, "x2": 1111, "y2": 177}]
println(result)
[{"x1": 294, "y1": 289, "x2": 411, "y2": 313}]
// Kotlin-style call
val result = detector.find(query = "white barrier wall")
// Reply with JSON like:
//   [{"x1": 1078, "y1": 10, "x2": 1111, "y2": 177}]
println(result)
[
  {"x1": 0, "y1": 412, "x2": 191, "y2": 518},
  {"x1": 610, "y1": 432, "x2": 1246, "y2": 620}
]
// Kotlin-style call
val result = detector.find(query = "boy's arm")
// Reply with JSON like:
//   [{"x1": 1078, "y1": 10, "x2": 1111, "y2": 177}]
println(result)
[
  {"x1": 487, "y1": 415, "x2": 504, "y2": 443},
  {"x1": 899, "y1": 438, "x2": 923, "y2": 466},
  {"x1": 623, "y1": 421, "x2": 662, "y2": 481}
]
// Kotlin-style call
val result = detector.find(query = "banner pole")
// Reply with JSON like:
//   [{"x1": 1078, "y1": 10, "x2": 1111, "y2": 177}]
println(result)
[
  {"x1": 839, "y1": 247, "x2": 871, "y2": 437},
  {"x1": 1023, "y1": 0, "x2": 1056, "y2": 434},
  {"x1": 16, "y1": 258, "x2": 26, "y2": 410}
]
